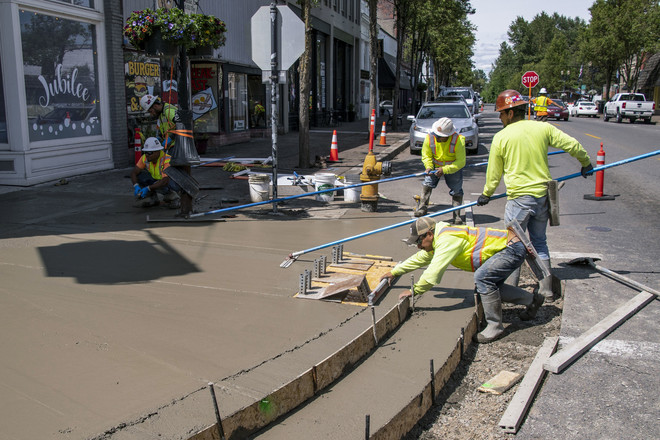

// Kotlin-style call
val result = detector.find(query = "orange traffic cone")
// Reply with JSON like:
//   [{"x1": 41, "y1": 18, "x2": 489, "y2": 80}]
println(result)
[
  {"x1": 378, "y1": 122, "x2": 388, "y2": 146},
  {"x1": 481, "y1": 103, "x2": 484, "y2": 112},
  {"x1": 329, "y1": 130, "x2": 340, "y2": 162}
]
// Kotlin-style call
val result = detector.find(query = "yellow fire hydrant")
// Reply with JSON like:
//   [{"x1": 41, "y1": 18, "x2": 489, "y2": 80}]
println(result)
[{"x1": 359, "y1": 150, "x2": 392, "y2": 212}]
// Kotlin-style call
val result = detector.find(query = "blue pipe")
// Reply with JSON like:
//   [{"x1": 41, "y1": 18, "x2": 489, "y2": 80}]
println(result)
[
  {"x1": 286, "y1": 150, "x2": 660, "y2": 259},
  {"x1": 188, "y1": 150, "x2": 567, "y2": 219}
]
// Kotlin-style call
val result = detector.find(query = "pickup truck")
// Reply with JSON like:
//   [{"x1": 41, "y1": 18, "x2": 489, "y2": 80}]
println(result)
[{"x1": 603, "y1": 93, "x2": 655, "y2": 123}]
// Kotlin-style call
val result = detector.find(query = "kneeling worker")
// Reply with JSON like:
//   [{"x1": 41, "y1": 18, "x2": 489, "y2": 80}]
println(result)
[
  {"x1": 414, "y1": 117, "x2": 465, "y2": 224},
  {"x1": 130, "y1": 137, "x2": 181, "y2": 208},
  {"x1": 380, "y1": 217, "x2": 544, "y2": 343}
]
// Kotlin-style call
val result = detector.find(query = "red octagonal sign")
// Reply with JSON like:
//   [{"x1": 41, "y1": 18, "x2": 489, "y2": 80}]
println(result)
[{"x1": 522, "y1": 71, "x2": 539, "y2": 88}]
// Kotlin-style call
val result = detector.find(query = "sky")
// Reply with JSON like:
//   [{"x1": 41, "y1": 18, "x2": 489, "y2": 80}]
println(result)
[{"x1": 470, "y1": 0, "x2": 595, "y2": 74}]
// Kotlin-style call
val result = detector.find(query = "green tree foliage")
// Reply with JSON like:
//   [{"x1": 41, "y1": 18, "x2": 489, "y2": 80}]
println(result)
[
  {"x1": 484, "y1": 12, "x2": 586, "y2": 101},
  {"x1": 582, "y1": 0, "x2": 659, "y2": 99}
]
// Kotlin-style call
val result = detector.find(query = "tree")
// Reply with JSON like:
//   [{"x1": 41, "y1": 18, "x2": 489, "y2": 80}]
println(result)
[
  {"x1": 582, "y1": 0, "x2": 659, "y2": 98},
  {"x1": 297, "y1": 0, "x2": 318, "y2": 168}
]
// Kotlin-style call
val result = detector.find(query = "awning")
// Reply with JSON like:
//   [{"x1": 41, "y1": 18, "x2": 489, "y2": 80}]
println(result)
[{"x1": 378, "y1": 54, "x2": 411, "y2": 90}]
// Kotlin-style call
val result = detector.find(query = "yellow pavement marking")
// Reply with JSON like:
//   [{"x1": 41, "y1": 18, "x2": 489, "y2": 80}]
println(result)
[{"x1": 585, "y1": 133, "x2": 601, "y2": 139}]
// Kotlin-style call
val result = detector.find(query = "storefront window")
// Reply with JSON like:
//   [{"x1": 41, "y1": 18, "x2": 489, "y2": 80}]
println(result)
[
  {"x1": 20, "y1": 10, "x2": 101, "y2": 141},
  {"x1": 191, "y1": 63, "x2": 221, "y2": 133},
  {"x1": 228, "y1": 72, "x2": 248, "y2": 132},
  {"x1": 0, "y1": 56, "x2": 7, "y2": 143},
  {"x1": 247, "y1": 75, "x2": 266, "y2": 128}
]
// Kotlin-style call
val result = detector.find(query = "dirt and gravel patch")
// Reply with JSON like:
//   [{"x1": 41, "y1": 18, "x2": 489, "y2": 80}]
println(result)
[{"x1": 405, "y1": 275, "x2": 563, "y2": 440}]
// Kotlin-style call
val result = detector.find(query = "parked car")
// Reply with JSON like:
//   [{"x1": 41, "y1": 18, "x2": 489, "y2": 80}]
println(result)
[
  {"x1": 570, "y1": 100, "x2": 598, "y2": 118},
  {"x1": 603, "y1": 93, "x2": 655, "y2": 124},
  {"x1": 440, "y1": 87, "x2": 479, "y2": 114},
  {"x1": 546, "y1": 99, "x2": 569, "y2": 121},
  {"x1": 406, "y1": 100, "x2": 479, "y2": 154},
  {"x1": 379, "y1": 100, "x2": 393, "y2": 116}
]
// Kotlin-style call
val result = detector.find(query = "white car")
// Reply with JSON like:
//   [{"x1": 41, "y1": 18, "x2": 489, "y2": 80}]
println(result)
[{"x1": 570, "y1": 100, "x2": 598, "y2": 118}]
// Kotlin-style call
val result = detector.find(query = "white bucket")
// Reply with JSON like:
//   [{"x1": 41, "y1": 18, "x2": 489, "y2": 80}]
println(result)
[
  {"x1": 343, "y1": 174, "x2": 361, "y2": 203},
  {"x1": 248, "y1": 173, "x2": 271, "y2": 203},
  {"x1": 314, "y1": 173, "x2": 336, "y2": 202}
]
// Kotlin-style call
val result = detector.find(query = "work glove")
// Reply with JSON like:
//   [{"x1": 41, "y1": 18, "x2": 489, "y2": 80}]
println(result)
[
  {"x1": 581, "y1": 164, "x2": 594, "y2": 178},
  {"x1": 434, "y1": 168, "x2": 443, "y2": 177},
  {"x1": 424, "y1": 168, "x2": 433, "y2": 175},
  {"x1": 138, "y1": 186, "x2": 151, "y2": 199},
  {"x1": 477, "y1": 194, "x2": 490, "y2": 206},
  {"x1": 133, "y1": 184, "x2": 141, "y2": 196}
]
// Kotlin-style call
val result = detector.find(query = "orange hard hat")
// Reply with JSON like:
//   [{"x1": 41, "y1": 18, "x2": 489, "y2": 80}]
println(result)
[{"x1": 495, "y1": 89, "x2": 528, "y2": 112}]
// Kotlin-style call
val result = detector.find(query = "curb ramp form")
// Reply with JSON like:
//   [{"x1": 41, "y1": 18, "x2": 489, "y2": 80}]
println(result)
[{"x1": 192, "y1": 271, "x2": 477, "y2": 440}]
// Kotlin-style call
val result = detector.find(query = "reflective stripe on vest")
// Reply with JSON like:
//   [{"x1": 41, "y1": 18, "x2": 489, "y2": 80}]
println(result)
[
  {"x1": 439, "y1": 226, "x2": 508, "y2": 271},
  {"x1": 430, "y1": 133, "x2": 458, "y2": 167}
]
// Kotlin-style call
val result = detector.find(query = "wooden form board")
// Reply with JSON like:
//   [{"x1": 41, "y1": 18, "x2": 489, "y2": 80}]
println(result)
[
  {"x1": 543, "y1": 290, "x2": 655, "y2": 374},
  {"x1": 499, "y1": 337, "x2": 558, "y2": 434}
]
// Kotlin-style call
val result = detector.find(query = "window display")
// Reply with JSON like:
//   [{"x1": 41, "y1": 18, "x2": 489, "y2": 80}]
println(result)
[{"x1": 20, "y1": 10, "x2": 101, "y2": 141}]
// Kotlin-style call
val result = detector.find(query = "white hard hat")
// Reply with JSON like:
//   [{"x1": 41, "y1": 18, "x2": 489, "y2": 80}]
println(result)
[
  {"x1": 142, "y1": 137, "x2": 164, "y2": 152},
  {"x1": 431, "y1": 117, "x2": 455, "y2": 137},
  {"x1": 140, "y1": 94, "x2": 159, "y2": 111},
  {"x1": 539, "y1": 88, "x2": 547, "y2": 94}
]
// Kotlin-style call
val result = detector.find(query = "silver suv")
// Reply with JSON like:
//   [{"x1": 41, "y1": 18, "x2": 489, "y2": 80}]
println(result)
[
  {"x1": 440, "y1": 87, "x2": 479, "y2": 114},
  {"x1": 407, "y1": 98, "x2": 479, "y2": 154}
]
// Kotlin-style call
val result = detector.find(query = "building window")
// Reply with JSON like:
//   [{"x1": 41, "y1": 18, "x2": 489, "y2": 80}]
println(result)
[
  {"x1": 191, "y1": 63, "x2": 221, "y2": 133},
  {"x1": 247, "y1": 75, "x2": 267, "y2": 128},
  {"x1": 20, "y1": 10, "x2": 101, "y2": 142},
  {"x1": 228, "y1": 72, "x2": 248, "y2": 132},
  {"x1": 53, "y1": 0, "x2": 95, "y2": 7},
  {"x1": 0, "y1": 56, "x2": 7, "y2": 143}
]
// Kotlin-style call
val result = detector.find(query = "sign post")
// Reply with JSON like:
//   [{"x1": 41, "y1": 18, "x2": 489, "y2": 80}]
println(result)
[
  {"x1": 251, "y1": 5, "x2": 304, "y2": 213},
  {"x1": 521, "y1": 71, "x2": 539, "y2": 120}
]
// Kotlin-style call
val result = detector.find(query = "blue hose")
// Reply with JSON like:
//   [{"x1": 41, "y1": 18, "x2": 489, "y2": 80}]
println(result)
[{"x1": 286, "y1": 150, "x2": 660, "y2": 259}]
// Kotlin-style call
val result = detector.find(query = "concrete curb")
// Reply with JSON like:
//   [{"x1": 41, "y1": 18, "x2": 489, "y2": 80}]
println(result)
[{"x1": 189, "y1": 298, "x2": 412, "y2": 440}]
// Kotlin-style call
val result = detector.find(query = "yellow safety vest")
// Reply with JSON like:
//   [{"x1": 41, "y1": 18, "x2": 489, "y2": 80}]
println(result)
[
  {"x1": 534, "y1": 96, "x2": 549, "y2": 112},
  {"x1": 139, "y1": 151, "x2": 171, "y2": 181},
  {"x1": 428, "y1": 133, "x2": 458, "y2": 167},
  {"x1": 438, "y1": 225, "x2": 508, "y2": 272}
]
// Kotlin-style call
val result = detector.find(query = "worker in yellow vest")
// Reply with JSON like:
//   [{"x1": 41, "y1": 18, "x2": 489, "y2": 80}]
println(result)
[
  {"x1": 130, "y1": 137, "x2": 181, "y2": 208},
  {"x1": 380, "y1": 217, "x2": 544, "y2": 343},
  {"x1": 530, "y1": 88, "x2": 558, "y2": 121},
  {"x1": 140, "y1": 94, "x2": 178, "y2": 151},
  {"x1": 414, "y1": 117, "x2": 466, "y2": 224}
]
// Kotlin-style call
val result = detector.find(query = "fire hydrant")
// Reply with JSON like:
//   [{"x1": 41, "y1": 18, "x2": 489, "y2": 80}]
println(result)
[{"x1": 359, "y1": 150, "x2": 392, "y2": 212}]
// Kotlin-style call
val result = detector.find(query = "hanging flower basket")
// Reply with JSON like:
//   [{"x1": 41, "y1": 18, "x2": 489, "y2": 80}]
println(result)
[
  {"x1": 124, "y1": 8, "x2": 227, "y2": 52},
  {"x1": 143, "y1": 29, "x2": 178, "y2": 57}
]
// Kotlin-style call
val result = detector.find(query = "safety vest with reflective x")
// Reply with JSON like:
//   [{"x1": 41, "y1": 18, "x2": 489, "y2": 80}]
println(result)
[
  {"x1": 429, "y1": 133, "x2": 459, "y2": 167},
  {"x1": 438, "y1": 225, "x2": 508, "y2": 272}
]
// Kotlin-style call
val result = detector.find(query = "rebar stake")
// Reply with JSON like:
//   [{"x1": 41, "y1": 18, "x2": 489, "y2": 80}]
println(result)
[
  {"x1": 208, "y1": 382, "x2": 226, "y2": 440},
  {"x1": 430, "y1": 359, "x2": 436, "y2": 405},
  {"x1": 365, "y1": 414, "x2": 370, "y2": 440}
]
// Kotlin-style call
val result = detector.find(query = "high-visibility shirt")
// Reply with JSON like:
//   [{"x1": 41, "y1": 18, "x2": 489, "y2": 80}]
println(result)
[
  {"x1": 532, "y1": 96, "x2": 556, "y2": 115},
  {"x1": 421, "y1": 133, "x2": 466, "y2": 175},
  {"x1": 390, "y1": 222, "x2": 508, "y2": 295},
  {"x1": 157, "y1": 103, "x2": 177, "y2": 149},
  {"x1": 482, "y1": 120, "x2": 591, "y2": 199},
  {"x1": 136, "y1": 151, "x2": 172, "y2": 181}
]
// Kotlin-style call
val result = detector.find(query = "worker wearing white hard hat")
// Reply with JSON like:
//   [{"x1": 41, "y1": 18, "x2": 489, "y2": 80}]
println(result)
[
  {"x1": 414, "y1": 117, "x2": 466, "y2": 224},
  {"x1": 531, "y1": 87, "x2": 558, "y2": 122},
  {"x1": 139, "y1": 94, "x2": 178, "y2": 150},
  {"x1": 130, "y1": 137, "x2": 181, "y2": 208}
]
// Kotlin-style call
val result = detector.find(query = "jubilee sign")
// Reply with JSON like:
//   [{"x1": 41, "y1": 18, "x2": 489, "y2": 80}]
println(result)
[{"x1": 522, "y1": 71, "x2": 539, "y2": 88}]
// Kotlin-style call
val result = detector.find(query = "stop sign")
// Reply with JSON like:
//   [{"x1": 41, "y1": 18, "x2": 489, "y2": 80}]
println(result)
[{"x1": 522, "y1": 71, "x2": 539, "y2": 88}]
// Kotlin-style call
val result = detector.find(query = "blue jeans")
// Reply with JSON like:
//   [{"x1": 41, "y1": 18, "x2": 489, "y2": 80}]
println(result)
[
  {"x1": 504, "y1": 195, "x2": 549, "y2": 260},
  {"x1": 423, "y1": 169, "x2": 463, "y2": 197},
  {"x1": 136, "y1": 171, "x2": 181, "y2": 194},
  {"x1": 474, "y1": 241, "x2": 526, "y2": 294}
]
